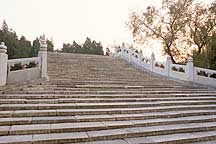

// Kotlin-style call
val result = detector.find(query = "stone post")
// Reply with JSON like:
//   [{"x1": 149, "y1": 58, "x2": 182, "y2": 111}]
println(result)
[
  {"x1": 0, "y1": 42, "x2": 8, "y2": 86},
  {"x1": 114, "y1": 47, "x2": 118, "y2": 57},
  {"x1": 166, "y1": 55, "x2": 171, "y2": 76},
  {"x1": 186, "y1": 56, "x2": 194, "y2": 81},
  {"x1": 150, "y1": 52, "x2": 155, "y2": 72},
  {"x1": 128, "y1": 48, "x2": 132, "y2": 63},
  {"x1": 139, "y1": 49, "x2": 143, "y2": 65},
  {"x1": 38, "y1": 35, "x2": 48, "y2": 80}
]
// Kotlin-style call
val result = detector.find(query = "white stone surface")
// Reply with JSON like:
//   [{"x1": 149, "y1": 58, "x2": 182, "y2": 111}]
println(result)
[
  {"x1": 0, "y1": 53, "x2": 8, "y2": 86},
  {"x1": 0, "y1": 42, "x2": 8, "y2": 86},
  {"x1": 115, "y1": 47, "x2": 216, "y2": 87},
  {"x1": 7, "y1": 68, "x2": 41, "y2": 84},
  {"x1": 39, "y1": 34, "x2": 48, "y2": 80},
  {"x1": 38, "y1": 51, "x2": 48, "y2": 79}
]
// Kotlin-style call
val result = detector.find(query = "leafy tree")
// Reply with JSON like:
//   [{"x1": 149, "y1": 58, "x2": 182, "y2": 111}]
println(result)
[
  {"x1": 194, "y1": 32, "x2": 216, "y2": 70},
  {"x1": 0, "y1": 20, "x2": 55, "y2": 59},
  {"x1": 188, "y1": 2, "x2": 216, "y2": 54},
  {"x1": 46, "y1": 39, "x2": 54, "y2": 52},
  {"x1": 72, "y1": 41, "x2": 82, "y2": 53},
  {"x1": 61, "y1": 37, "x2": 104, "y2": 55},
  {"x1": 0, "y1": 21, "x2": 19, "y2": 59},
  {"x1": 1, "y1": 20, "x2": 9, "y2": 32},
  {"x1": 128, "y1": 0, "x2": 193, "y2": 63},
  {"x1": 208, "y1": 33, "x2": 216, "y2": 69},
  {"x1": 31, "y1": 38, "x2": 40, "y2": 57},
  {"x1": 17, "y1": 36, "x2": 32, "y2": 58},
  {"x1": 62, "y1": 43, "x2": 73, "y2": 53}
]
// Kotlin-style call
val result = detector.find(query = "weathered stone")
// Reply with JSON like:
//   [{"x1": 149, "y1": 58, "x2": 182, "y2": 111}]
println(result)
[
  {"x1": 1, "y1": 52, "x2": 216, "y2": 144},
  {"x1": 10, "y1": 124, "x2": 50, "y2": 135},
  {"x1": 33, "y1": 132, "x2": 88, "y2": 144},
  {"x1": 0, "y1": 135, "x2": 33, "y2": 144}
]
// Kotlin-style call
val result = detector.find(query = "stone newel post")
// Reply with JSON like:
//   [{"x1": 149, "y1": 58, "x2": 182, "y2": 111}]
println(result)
[
  {"x1": 38, "y1": 35, "x2": 48, "y2": 80},
  {"x1": 139, "y1": 49, "x2": 143, "y2": 65},
  {"x1": 150, "y1": 52, "x2": 155, "y2": 72},
  {"x1": 166, "y1": 55, "x2": 171, "y2": 76},
  {"x1": 186, "y1": 56, "x2": 194, "y2": 81},
  {"x1": 0, "y1": 42, "x2": 8, "y2": 86},
  {"x1": 128, "y1": 48, "x2": 132, "y2": 63}
]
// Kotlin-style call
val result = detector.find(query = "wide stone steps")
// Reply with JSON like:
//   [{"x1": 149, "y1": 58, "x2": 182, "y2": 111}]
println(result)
[
  {"x1": 8, "y1": 90, "x2": 216, "y2": 95},
  {"x1": 22, "y1": 87, "x2": 200, "y2": 91},
  {"x1": 0, "y1": 111, "x2": 216, "y2": 126},
  {"x1": 1, "y1": 52, "x2": 216, "y2": 143},
  {"x1": 1, "y1": 117, "x2": 216, "y2": 136},
  {"x1": 1, "y1": 93, "x2": 216, "y2": 99},
  {"x1": 1, "y1": 125, "x2": 216, "y2": 144},
  {"x1": 19, "y1": 85, "x2": 210, "y2": 91},
  {"x1": 1, "y1": 97, "x2": 216, "y2": 104},
  {"x1": 1, "y1": 101, "x2": 216, "y2": 110},
  {"x1": 78, "y1": 131, "x2": 216, "y2": 144},
  {"x1": 12, "y1": 88, "x2": 214, "y2": 95},
  {"x1": 1, "y1": 105, "x2": 216, "y2": 118}
]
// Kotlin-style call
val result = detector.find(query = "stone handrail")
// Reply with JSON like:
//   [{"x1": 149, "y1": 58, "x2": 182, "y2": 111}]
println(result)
[
  {"x1": 170, "y1": 64, "x2": 186, "y2": 73},
  {"x1": 114, "y1": 47, "x2": 216, "y2": 87},
  {"x1": 0, "y1": 35, "x2": 48, "y2": 86},
  {"x1": 8, "y1": 57, "x2": 41, "y2": 72},
  {"x1": 195, "y1": 67, "x2": 216, "y2": 77}
]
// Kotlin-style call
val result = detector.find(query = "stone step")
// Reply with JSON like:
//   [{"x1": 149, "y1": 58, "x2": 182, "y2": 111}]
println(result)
[
  {"x1": 1, "y1": 101, "x2": 216, "y2": 110},
  {"x1": 21, "y1": 87, "x2": 211, "y2": 93},
  {"x1": 2, "y1": 123, "x2": 216, "y2": 143},
  {"x1": 1, "y1": 115, "x2": 216, "y2": 136},
  {"x1": 27, "y1": 84, "x2": 187, "y2": 88},
  {"x1": 23, "y1": 87, "x2": 91, "y2": 91},
  {"x1": 1, "y1": 105, "x2": 216, "y2": 118},
  {"x1": 1, "y1": 97, "x2": 216, "y2": 104},
  {"x1": 1, "y1": 93, "x2": 216, "y2": 99},
  {"x1": 78, "y1": 131, "x2": 216, "y2": 144},
  {"x1": 48, "y1": 80, "x2": 185, "y2": 85},
  {"x1": 0, "y1": 110, "x2": 216, "y2": 126},
  {"x1": 9, "y1": 90, "x2": 216, "y2": 95},
  {"x1": 22, "y1": 87, "x2": 197, "y2": 91},
  {"x1": 0, "y1": 52, "x2": 215, "y2": 143},
  {"x1": 74, "y1": 84, "x2": 201, "y2": 89},
  {"x1": 78, "y1": 139, "x2": 128, "y2": 144},
  {"x1": 192, "y1": 140, "x2": 216, "y2": 144},
  {"x1": 124, "y1": 131, "x2": 216, "y2": 144}
]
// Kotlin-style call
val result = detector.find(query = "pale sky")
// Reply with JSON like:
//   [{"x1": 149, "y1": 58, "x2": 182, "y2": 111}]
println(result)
[
  {"x1": 0, "y1": 0, "x2": 159, "y2": 49},
  {"x1": 0, "y1": 0, "x2": 213, "y2": 59}
]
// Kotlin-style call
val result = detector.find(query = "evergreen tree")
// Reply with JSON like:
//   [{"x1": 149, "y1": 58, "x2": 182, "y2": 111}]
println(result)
[
  {"x1": 61, "y1": 37, "x2": 104, "y2": 55},
  {"x1": 1, "y1": 20, "x2": 9, "y2": 32},
  {"x1": 0, "y1": 20, "x2": 55, "y2": 59},
  {"x1": 47, "y1": 39, "x2": 54, "y2": 52},
  {"x1": 31, "y1": 38, "x2": 40, "y2": 57}
]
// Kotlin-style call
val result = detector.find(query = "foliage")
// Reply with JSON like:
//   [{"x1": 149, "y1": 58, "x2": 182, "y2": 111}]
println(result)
[
  {"x1": 193, "y1": 33, "x2": 216, "y2": 70},
  {"x1": 47, "y1": 39, "x2": 54, "y2": 52},
  {"x1": 128, "y1": 0, "x2": 216, "y2": 64},
  {"x1": 31, "y1": 38, "x2": 40, "y2": 57},
  {"x1": 62, "y1": 37, "x2": 104, "y2": 55},
  {"x1": 128, "y1": 0, "x2": 193, "y2": 63},
  {"x1": 0, "y1": 20, "x2": 54, "y2": 59},
  {"x1": 188, "y1": 1, "x2": 216, "y2": 54}
]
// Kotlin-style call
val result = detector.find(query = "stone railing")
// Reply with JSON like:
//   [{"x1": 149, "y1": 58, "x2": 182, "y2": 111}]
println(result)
[
  {"x1": 114, "y1": 47, "x2": 216, "y2": 87},
  {"x1": 7, "y1": 57, "x2": 41, "y2": 84},
  {"x1": 0, "y1": 35, "x2": 48, "y2": 86}
]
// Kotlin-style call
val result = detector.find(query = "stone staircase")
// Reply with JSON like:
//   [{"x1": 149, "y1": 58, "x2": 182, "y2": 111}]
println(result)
[{"x1": 0, "y1": 52, "x2": 216, "y2": 144}]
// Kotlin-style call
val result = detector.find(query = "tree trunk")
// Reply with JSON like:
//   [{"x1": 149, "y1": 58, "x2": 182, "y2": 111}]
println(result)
[{"x1": 170, "y1": 54, "x2": 176, "y2": 64}]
